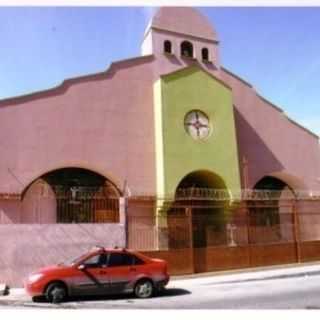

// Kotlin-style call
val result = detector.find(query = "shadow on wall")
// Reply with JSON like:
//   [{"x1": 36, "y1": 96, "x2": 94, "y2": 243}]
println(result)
[
  {"x1": 233, "y1": 108, "x2": 284, "y2": 188},
  {"x1": 164, "y1": 53, "x2": 184, "y2": 66}
]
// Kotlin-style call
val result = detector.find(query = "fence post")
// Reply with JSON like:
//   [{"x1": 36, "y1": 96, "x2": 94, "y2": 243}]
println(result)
[
  {"x1": 292, "y1": 200, "x2": 301, "y2": 263},
  {"x1": 245, "y1": 202, "x2": 252, "y2": 267},
  {"x1": 119, "y1": 196, "x2": 128, "y2": 248},
  {"x1": 186, "y1": 207, "x2": 194, "y2": 273},
  {"x1": 186, "y1": 207, "x2": 193, "y2": 250}
]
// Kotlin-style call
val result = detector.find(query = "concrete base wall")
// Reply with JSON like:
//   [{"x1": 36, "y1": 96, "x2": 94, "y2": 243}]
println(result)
[
  {"x1": 0, "y1": 224, "x2": 125, "y2": 287},
  {"x1": 142, "y1": 242, "x2": 320, "y2": 276},
  {"x1": 141, "y1": 249, "x2": 194, "y2": 275},
  {"x1": 298, "y1": 201, "x2": 320, "y2": 241},
  {"x1": 0, "y1": 199, "x2": 21, "y2": 223}
]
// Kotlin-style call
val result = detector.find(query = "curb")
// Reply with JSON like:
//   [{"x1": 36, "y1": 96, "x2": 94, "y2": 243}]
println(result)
[{"x1": 171, "y1": 261, "x2": 320, "y2": 281}]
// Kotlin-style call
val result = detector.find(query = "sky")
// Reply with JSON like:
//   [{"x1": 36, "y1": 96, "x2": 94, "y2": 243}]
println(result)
[{"x1": 0, "y1": 6, "x2": 319, "y2": 135}]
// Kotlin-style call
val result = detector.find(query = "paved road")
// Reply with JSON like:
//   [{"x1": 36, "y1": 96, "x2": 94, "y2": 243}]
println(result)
[{"x1": 2, "y1": 265, "x2": 320, "y2": 309}]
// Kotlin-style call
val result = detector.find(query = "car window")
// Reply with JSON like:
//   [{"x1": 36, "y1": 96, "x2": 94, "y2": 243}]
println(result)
[
  {"x1": 132, "y1": 255, "x2": 145, "y2": 265},
  {"x1": 83, "y1": 253, "x2": 107, "y2": 268},
  {"x1": 107, "y1": 253, "x2": 145, "y2": 267},
  {"x1": 108, "y1": 253, "x2": 134, "y2": 267},
  {"x1": 68, "y1": 252, "x2": 91, "y2": 266}
]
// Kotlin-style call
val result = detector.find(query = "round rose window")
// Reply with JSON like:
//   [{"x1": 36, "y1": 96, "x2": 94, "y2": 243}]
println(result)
[{"x1": 184, "y1": 110, "x2": 211, "y2": 140}]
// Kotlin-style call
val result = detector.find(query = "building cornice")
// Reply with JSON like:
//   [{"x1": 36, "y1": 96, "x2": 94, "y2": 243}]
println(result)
[
  {"x1": 0, "y1": 55, "x2": 154, "y2": 108},
  {"x1": 221, "y1": 66, "x2": 319, "y2": 139}
]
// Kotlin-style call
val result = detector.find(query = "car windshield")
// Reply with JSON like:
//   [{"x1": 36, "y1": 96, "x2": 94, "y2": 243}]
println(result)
[{"x1": 64, "y1": 252, "x2": 91, "y2": 266}]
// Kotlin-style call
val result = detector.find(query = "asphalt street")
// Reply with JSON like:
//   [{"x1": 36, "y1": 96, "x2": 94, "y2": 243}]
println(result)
[{"x1": 2, "y1": 264, "x2": 320, "y2": 309}]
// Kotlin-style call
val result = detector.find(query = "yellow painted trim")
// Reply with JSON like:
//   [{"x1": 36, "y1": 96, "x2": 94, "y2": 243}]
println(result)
[{"x1": 153, "y1": 80, "x2": 165, "y2": 199}]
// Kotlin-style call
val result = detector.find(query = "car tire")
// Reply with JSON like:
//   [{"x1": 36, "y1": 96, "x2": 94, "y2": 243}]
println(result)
[
  {"x1": 45, "y1": 282, "x2": 67, "y2": 303},
  {"x1": 134, "y1": 279, "x2": 154, "y2": 299},
  {"x1": 32, "y1": 296, "x2": 46, "y2": 303}
]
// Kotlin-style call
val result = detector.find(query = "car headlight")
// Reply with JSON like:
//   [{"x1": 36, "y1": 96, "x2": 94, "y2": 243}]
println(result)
[{"x1": 28, "y1": 273, "x2": 44, "y2": 283}]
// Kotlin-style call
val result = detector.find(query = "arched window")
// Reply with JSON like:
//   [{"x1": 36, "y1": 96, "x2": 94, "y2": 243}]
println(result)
[
  {"x1": 202, "y1": 48, "x2": 209, "y2": 61},
  {"x1": 164, "y1": 40, "x2": 172, "y2": 54},
  {"x1": 181, "y1": 41, "x2": 193, "y2": 58}
]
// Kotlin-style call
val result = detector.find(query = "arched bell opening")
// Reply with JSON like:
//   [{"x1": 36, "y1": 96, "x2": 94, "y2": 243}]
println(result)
[
  {"x1": 181, "y1": 41, "x2": 194, "y2": 58},
  {"x1": 163, "y1": 40, "x2": 172, "y2": 54},
  {"x1": 201, "y1": 47, "x2": 209, "y2": 61}
]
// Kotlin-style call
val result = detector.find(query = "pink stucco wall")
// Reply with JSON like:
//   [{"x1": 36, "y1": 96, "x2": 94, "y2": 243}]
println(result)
[
  {"x1": 0, "y1": 199, "x2": 21, "y2": 223},
  {"x1": 148, "y1": 7, "x2": 218, "y2": 41},
  {"x1": 1, "y1": 7, "x2": 319, "y2": 226},
  {"x1": 2, "y1": 7, "x2": 317, "y2": 201},
  {"x1": 0, "y1": 223, "x2": 125, "y2": 287},
  {"x1": 21, "y1": 179, "x2": 56, "y2": 223},
  {"x1": 1, "y1": 39, "x2": 320, "y2": 222},
  {"x1": 0, "y1": 56, "x2": 156, "y2": 198},
  {"x1": 220, "y1": 67, "x2": 320, "y2": 192}
]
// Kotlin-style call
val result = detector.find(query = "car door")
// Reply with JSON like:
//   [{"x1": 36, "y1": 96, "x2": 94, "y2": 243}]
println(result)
[
  {"x1": 72, "y1": 253, "x2": 109, "y2": 295},
  {"x1": 107, "y1": 252, "x2": 140, "y2": 294}
]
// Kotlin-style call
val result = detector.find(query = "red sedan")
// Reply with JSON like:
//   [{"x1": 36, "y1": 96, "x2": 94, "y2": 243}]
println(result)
[{"x1": 24, "y1": 247, "x2": 169, "y2": 303}]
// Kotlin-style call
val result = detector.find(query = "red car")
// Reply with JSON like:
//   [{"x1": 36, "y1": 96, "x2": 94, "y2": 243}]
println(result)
[{"x1": 24, "y1": 247, "x2": 169, "y2": 303}]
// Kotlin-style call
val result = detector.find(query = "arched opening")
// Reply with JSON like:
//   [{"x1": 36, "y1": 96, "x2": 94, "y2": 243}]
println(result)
[
  {"x1": 249, "y1": 175, "x2": 296, "y2": 243},
  {"x1": 22, "y1": 168, "x2": 121, "y2": 223},
  {"x1": 21, "y1": 179, "x2": 57, "y2": 224},
  {"x1": 164, "y1": 40, "x2": 172, "y2": 54},
  {"x1": 201, "y1": 47, "x2": 209, "y2": 61},
  {"x1": 168, "y1": 170, "x2": 229, "y2": 252},
  {"x1": 180, "y1": 41, "x2": 194, "y2": 58},
  {"x1": 176, "y1": 170, "x2": 226, "y2": 191}
]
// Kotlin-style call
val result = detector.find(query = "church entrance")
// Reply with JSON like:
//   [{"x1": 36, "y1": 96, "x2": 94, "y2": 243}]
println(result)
[{"x1": 168, "y1": 170, "x2": 229, "y2": 273}]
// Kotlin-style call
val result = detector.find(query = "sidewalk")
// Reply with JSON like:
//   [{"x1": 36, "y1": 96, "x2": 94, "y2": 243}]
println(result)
[
  {"x1": 172, "y1": 261, "x2": 320, "y2": 285},
  {"x1": 2, "y1": 261, "x2": 320, "y2": 303}
]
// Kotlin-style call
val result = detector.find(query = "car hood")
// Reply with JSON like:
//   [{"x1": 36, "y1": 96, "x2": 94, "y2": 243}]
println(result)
[
  {"x1": 35, "y1": 264, "x2": 71, "y2": 274},
  {"x1": 151, "y1": 258, "x2": 166, "y2": 264}
]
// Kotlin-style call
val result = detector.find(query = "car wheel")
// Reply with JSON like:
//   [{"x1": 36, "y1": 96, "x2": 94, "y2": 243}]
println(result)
[
  {"x1": 45, "y1": 282, "x2": 67, "y2": 303},
  {"x1": 32, "y1": 296, "x2": 46, "y2": 303},
  {"x1": 134, "y1": 279, "x2": 154, "y2": 299}
]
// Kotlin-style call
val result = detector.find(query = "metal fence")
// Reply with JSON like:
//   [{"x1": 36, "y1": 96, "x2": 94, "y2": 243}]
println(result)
[
  {"x1": 127, "y1": 199, "x2": 320, "y2": 252},
  {"x1": 2, "y1": 188, "x2": 320, "y2": 253}
]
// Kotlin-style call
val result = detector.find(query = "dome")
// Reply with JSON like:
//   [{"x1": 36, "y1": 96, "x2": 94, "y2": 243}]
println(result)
[{"x1": 146, "y1": 7, "x2": 218, "y2": 42}]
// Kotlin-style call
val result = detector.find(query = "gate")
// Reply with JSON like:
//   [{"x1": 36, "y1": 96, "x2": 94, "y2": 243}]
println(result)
[
  {"x1": 167, "y1": 206, "x2": 191, "y2": 249},
  {"x1": 166, "y1": 199, "x2": 299, "y2": 273},
  {"x1": 53, "y1": 186, "x2": 119, "y2": 223}
]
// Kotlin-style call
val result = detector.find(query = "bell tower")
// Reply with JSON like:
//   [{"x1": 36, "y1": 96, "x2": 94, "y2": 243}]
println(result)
[{"x1": 141, "y1": 7, "x2": 221, "y2": 70}]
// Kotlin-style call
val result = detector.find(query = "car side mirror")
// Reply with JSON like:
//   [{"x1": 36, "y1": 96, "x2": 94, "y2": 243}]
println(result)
[{"x1": 78, "y1": 264, "x2": 86, "y2": 271}]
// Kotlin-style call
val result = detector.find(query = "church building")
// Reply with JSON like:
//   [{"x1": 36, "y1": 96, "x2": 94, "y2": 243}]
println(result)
[{"x1": 1, "y1": 7, "x2": 320, "y2": 285}]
